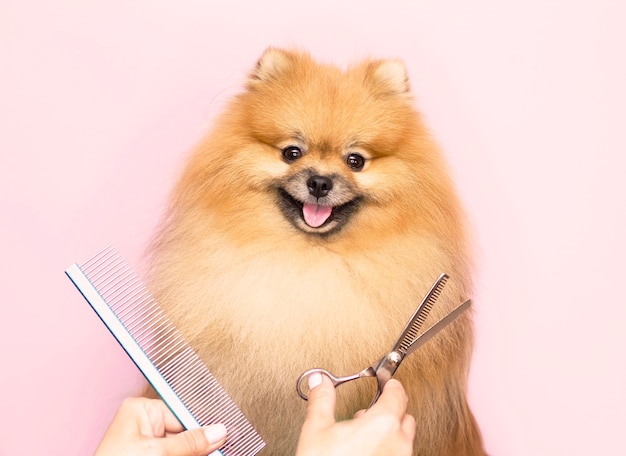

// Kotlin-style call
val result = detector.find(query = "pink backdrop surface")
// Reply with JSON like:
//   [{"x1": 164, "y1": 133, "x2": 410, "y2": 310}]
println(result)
[{"x1": 1, "y1": 1, "x2": 624, "y2": 455}]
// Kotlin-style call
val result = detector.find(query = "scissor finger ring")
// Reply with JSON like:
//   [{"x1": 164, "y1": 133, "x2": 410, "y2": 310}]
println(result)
[{"x1": 296, "y1": 367, "x2": 376, "y2": 400}]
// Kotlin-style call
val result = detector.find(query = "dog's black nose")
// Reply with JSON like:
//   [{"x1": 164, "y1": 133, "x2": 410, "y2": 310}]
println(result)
[{"x1": 307, "y1": 175, "x2": 333, "y2": 198}]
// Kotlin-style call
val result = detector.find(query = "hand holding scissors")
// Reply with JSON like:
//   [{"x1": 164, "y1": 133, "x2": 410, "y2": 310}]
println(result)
[{"x1": 296, "y1": 273, "x2": 471, "y2": 407}]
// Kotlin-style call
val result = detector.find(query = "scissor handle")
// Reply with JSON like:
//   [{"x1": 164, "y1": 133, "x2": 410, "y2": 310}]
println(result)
[{"x1": 296, "y1": 368, "x2": 372, "y2": 401}]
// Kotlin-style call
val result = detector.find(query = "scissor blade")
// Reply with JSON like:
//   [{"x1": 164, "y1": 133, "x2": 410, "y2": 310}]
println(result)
[
  {"x1": 404, "y1": 299, "x2": 472, "y2": 356},
  {"x1": 392, "y1": 273, "x2": 449, "y2": 354}
]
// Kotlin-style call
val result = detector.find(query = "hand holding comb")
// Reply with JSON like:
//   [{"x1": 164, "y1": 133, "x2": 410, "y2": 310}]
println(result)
[{"x1": 66, "y1": 246, "x2": 265, "y2": 456}]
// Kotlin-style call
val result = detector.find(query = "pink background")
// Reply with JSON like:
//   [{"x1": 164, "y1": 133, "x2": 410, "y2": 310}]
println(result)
[{"x1": 1, "y1": 1, "x2": 624, "y2": 454}]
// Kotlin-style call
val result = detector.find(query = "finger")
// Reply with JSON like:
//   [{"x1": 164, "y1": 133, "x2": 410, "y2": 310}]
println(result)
[
  {"x1": 401, "y1": 413, "x2": 417, "y2": 441},
  {"x1": 370, "y1": 379, "x2": 409, "y2": 418},
  {"x1": 134, "y1": 397, "x2": 187, "y2": 438},
  {"x1": 152, "y1": 400, "x2": 185, "y2": 434},
  {"x1": 303, "y1": 373, "x2": 337, "y2": 431},
  {"x1": 107, "y1": 398, "x2": 145, "y2": 436},
  {"x1": 159, "y1": 424, "x2": 227, "y2": 456},
  {"x1": 118, "y1": 397, "x2": 170, "y2": 438}
]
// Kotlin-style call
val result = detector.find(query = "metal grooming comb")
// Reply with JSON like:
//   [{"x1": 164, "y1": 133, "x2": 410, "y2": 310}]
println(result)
[{"x1": 66, "y1": 246, "x2": 265, "y2": 456}]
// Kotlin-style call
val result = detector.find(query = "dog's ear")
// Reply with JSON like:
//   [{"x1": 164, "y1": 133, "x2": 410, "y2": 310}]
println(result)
[
  {"x1": 364, "y1": 59, "x2": 410, "y2": 97},
  {"x1": 250, "y1": 48, "x2": 293, "y2": 83}
]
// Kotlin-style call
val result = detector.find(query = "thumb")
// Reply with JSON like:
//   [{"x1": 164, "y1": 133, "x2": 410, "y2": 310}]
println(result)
[
  {"x1": 303, "y1": 373, "x2": 337, "y2": 432},
  {"x1": 159, "y1": 424, "x2": 227, "y2": 456}
]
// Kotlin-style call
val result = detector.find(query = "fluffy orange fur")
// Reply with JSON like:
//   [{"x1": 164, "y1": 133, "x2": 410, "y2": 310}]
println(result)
[{"x1": 146, "y1": 48, "x2": 485, "y2": 455}]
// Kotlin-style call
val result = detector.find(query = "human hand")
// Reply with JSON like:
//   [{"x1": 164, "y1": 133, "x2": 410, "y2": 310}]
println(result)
[
  {"x1": 296, "y1": 374, "x2": 416, "y2": 456},
  {"x1": 95, "y1": 397, "x2": 227, "y2": 456}
]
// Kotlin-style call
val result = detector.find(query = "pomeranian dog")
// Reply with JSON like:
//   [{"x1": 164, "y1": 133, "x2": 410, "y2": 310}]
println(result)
[{"x1": 146, "y1": 48, "x2": 485, "y2": 455}]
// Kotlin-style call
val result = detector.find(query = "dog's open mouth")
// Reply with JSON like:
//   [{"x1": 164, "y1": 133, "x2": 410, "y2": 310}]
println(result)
[{"x1": 277, "y1": 189, "x2": 360, "y2": 234}]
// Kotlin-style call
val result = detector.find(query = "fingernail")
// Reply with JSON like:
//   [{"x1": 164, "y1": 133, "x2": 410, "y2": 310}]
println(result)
[
  {"x1": 308, "y1": 372, "x2": 323, "y2": 390},
  {"x1": 204, "y1": 423, "x2": 227, "y2": 444}
]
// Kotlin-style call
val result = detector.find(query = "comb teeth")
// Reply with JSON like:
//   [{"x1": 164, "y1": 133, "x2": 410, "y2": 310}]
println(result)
[
  {"x1": 67, "y1": 246, "x2": 265, "y2": 456},
  {"x1": 397, "y1": 273, "x2": 449, "y2": 354}
]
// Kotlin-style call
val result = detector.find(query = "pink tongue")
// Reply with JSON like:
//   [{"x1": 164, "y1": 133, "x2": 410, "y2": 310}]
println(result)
[{"x1": 302, "y1": 203, "x2": 333, "y2": 228}]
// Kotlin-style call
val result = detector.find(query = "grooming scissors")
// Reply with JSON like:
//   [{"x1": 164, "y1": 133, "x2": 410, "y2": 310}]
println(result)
[{"x1": 295, "y1": 273, "x2": 471, "y2": 406}]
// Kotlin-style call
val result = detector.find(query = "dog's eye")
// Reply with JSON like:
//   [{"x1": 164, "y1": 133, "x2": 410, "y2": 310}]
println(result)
[
  {"x1": 282, "y1": 146, "x2": 303, "y2": 162},
  {"x1": 345, "y1": 153, "x2": 365, "y2": 171}
]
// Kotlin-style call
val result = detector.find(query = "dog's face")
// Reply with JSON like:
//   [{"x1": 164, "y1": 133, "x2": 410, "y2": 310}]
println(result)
[
  {"x1": 273, "y1": 137, "x2": 366, "y2": 235},
  {"x1": 221, "y1": 48, "x2": 426, "y2": 237}
]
